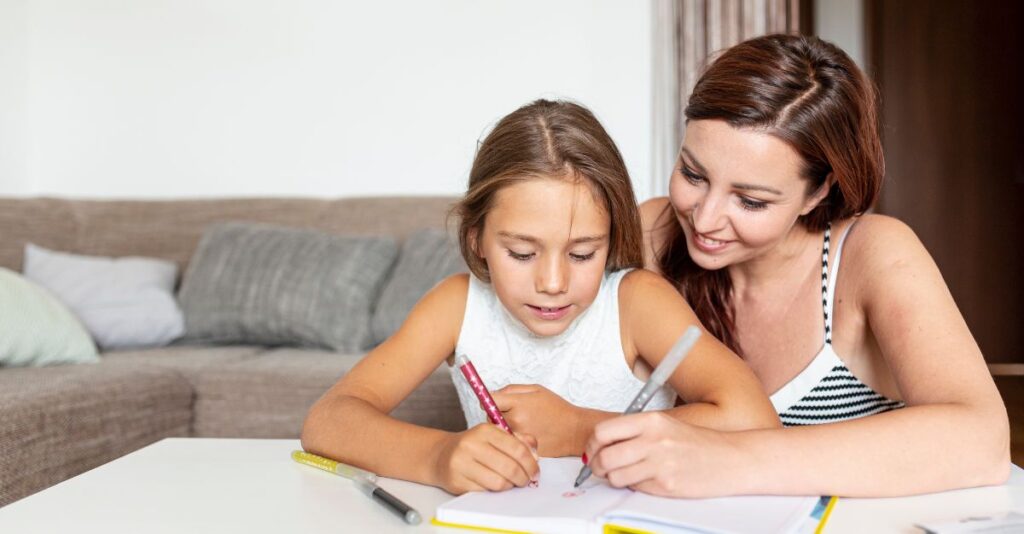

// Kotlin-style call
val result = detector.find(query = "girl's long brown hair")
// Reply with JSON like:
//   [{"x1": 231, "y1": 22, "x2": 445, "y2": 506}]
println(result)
[
  {"x1": 454, "y1": 99, "x2": 643, "y2": 282},
  {"x1": 658, "y1": 34, "x2": 884, "y2": 355}
]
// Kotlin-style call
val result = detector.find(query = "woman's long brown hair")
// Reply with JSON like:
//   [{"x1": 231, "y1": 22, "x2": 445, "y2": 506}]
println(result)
[{"x1": 657, "y1": 34, "x2": 884, "y2": 355}]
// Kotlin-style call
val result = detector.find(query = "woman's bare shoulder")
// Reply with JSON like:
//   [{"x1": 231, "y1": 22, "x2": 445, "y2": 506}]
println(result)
[
  {"x1": 839, "y1": 214, "x2": 936, "y2": 299},
  {"x1": 639, "y1": 197, "x2": 677, "y2": 272}
]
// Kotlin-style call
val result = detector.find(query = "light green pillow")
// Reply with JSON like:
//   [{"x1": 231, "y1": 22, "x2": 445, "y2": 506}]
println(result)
[{"x1": 0, "y1": 267, "x2": 99, "y2": 367}]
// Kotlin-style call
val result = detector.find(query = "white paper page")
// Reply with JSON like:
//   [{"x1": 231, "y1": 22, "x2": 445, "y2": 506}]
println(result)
[
  {"x1": 606, "y1": 491, "x2": 818, "y2": 534},
  {"x1": 435, "y1": 457, "x2": 628, "y2": 533}
]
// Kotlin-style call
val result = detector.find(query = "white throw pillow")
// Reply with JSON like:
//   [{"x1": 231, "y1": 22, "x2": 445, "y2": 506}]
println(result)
[
  {"x1": 23, "y1": 244, "x2": 185, "y2": 350},
  {"x1": 0, "y1": 267, "x2": 99, "y2": 366}
]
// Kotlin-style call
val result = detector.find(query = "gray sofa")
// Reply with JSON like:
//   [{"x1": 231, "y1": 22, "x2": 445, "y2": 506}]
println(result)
[{"x1": 0, "y1": 197, "x2": 468, "y2": 507}]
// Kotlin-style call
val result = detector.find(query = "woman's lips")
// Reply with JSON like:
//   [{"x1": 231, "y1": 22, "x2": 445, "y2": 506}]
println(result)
[
  {"x1": 691, "y1": 232, "x2": 731, "y2": 253},
  {"x1": 527, "y1": 304, "x2": 571, "y2": 321}
]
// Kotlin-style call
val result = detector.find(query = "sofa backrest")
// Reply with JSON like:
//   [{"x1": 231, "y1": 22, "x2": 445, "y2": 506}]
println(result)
[{"x1": 0, "y1": 197, "x2": 459, "y2": 276}]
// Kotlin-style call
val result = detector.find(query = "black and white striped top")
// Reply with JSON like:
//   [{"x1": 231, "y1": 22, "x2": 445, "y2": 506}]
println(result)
[{"x1": 770, "y1": 222, "x2": 905, "y2": 427}]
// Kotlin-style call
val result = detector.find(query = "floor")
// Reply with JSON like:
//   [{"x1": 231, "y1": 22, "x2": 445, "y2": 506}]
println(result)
[{"x1": 994, "y1": 375, "x2": 1024, "y2": 466}]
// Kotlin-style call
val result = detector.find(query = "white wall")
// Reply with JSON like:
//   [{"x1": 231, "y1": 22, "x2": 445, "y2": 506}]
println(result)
[
  {"x1": 0, "y1": 1, "x2": 653, "y2": 199},
  {"x1": 815, "y1": 0, "x2": 864, "y2": 69},
  {"x1": 0, "y1": 0, "x2": 31, "y2": 195}
]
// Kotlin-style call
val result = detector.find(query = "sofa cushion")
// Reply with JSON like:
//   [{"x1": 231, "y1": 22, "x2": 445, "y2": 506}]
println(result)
[
  {"x1": 190, "y1": 348, "x2": 465, "y2": 438},
  {"x1": 0, "y1": 267, "x2": 99, "y2": 367},
  {"x1": 0, "y1": 363, "x2": 192, "y2": 506},
  {"x1": 371, "y1": 229, "x2": 467, "y2": 345},
  {"x1": 177, "y1": 223, "x2": 398, "y2": 352},
  {"x1": 22, "y1": 244, "x2": 185, "y2": 350},
  {"x1": 101, "y1": 345, "x2": 265, "y2": 383}
]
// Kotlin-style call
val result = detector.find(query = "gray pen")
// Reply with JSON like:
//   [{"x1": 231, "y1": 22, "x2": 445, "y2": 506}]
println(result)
[
  {"x1": 291, "y1": 450, "x2": 421, "y2": 525},
  {"x1": 574, "y1": 325, "x2": 702, "y2": 488},
  {"x1": 352, "y1": 474, "x2": 422, "y2": 525}
]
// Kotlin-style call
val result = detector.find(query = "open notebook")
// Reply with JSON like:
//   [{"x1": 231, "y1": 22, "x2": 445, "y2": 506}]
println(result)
[{"x1": 433, "y1": 458, "x2": 820, "y2": 534}]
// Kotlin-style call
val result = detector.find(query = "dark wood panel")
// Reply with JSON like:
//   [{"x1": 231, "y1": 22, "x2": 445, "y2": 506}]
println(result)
[{"x1": 867, "y1": 0, "x2": 1024, "y2": 363}]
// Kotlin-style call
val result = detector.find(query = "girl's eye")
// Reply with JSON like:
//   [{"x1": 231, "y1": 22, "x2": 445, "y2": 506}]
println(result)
[
  {"x1": 739, "y1": 197, "x2": 769, "y2": 211},
  {"x1": 507, "y1": 250, "x2": 534, "y2": 261},
  {"x1": 680, "y1": 166, "x2": 705, "y2": 185},
  {"x1": 569, "y1": 252, "x2": 596, "y2": 263}
]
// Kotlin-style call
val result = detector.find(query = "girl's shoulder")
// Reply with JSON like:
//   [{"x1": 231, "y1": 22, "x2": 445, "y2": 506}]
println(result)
[{"x1": 618, "y1": 268, "x2": 690, "y2": 322}]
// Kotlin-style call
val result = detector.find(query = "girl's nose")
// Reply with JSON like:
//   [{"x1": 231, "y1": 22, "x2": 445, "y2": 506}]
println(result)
[{"x1": 536, "y1": 255, "x2": 568, "y2": 295}]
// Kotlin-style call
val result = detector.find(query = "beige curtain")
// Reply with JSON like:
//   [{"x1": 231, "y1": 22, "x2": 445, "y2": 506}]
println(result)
[{"x1": 649, "y1": 0, "x2": 802, "y2": 198}]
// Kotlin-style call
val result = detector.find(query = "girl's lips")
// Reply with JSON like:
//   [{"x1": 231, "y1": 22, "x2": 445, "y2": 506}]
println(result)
[{"x1": 527, "y1": 304, "x2": 571, "y2": 321}]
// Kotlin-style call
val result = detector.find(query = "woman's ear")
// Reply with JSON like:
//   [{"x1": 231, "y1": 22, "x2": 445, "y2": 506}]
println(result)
[{"x1": 800, "y1": 173, "x2": 834, "y2": 216}]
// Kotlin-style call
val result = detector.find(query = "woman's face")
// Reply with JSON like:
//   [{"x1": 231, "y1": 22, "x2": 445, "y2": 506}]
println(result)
[{"x1": 668, "y1": 119, "x2": 828, "y2": 270}]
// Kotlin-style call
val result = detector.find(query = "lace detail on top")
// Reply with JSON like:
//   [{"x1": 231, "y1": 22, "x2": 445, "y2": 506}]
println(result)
[
  {"x1": 771, "y1": 222, "x2": 905, "y2": 426},
  {"x1": 450, "y1": 269, "x2": 676, "y2": 429}
]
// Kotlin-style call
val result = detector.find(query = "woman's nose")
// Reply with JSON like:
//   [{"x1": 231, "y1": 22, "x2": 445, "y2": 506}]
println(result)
[{"x1": 691, "y1": 193, "x2": 727, "y2": 234}]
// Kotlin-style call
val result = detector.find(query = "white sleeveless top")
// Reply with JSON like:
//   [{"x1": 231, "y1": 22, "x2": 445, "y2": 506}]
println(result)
[
  {"x1": 449, "y1": 269, "x2": 677, "y2": 428},
  {"x1": 770, "y1": 222, "x2": 905, "y2": 426}
]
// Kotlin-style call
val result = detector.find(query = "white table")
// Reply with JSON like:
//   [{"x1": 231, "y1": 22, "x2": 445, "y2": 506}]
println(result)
[{"x1": 0, "y1": 438, "x2": 1020, "y2": 533}]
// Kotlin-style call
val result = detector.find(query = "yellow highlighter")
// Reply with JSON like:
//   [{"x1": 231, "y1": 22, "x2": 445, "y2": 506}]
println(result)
[
  {"x1": 291, "y1": 450, "x2": 378, "y2": 482},
  {"x1": 291, "y1": 450, "x2": 421, "y2": 525}
]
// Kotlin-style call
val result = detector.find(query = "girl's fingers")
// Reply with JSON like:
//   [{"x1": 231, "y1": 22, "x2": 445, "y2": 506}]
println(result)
[{"x1": 489, "y1": 432, "x2": 540, "y2": 482}]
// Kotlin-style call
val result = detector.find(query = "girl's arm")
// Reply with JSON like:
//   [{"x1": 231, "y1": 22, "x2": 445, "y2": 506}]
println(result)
[
  {"x1": 620, "y1": 269, "x2": 781, "y2": 432},
  {"x1": 493, "y1": 269, "x2": 779, "y2": 458},
  {"x1": 300, "y1": 274, "x2": 539, "y2": 494},
  {"x1": 586, "y1": 216, "x2": 1010, "y2": 497}
]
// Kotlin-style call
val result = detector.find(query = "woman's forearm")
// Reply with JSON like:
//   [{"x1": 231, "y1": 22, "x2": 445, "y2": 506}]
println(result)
[
  {"x1": 730, "y1": 403, "x2": 1010, "y2": 497},
  {"x1": 300, "y1": 395, "x2": 451, "y2": 486}
]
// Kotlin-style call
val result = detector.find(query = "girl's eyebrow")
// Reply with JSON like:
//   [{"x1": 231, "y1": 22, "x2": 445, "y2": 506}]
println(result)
[
  {"x1": 680, "y1": 147, "x2": 783, "y2": 196},
  {"x1": 497, "y1": 231, "x2": 607, "y2": 244}
]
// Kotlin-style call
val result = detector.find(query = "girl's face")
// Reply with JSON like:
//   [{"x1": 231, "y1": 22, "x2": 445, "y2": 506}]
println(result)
[
  {"x1": 669, "y1": 119, "x2": 828, "y2": 270},
  {"x1": 475, "y1": 177, "x2": 610, "y2": 337}
]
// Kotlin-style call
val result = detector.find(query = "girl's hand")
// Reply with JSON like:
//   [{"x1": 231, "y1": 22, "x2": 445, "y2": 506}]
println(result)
[
  {"x1": 492, "y1": 384, "x2": 594, "y2": 457},
  {"x1": 584, "y1": 412, "x2": 752, "y2": 498},
  {"x1": 430, "y1": 423, "x2": 540, "y2": 495}
]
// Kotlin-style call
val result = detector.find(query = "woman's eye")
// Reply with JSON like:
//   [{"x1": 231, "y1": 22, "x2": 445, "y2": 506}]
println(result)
[
  {"x1": 507, "y1": 250, "x2": 534, "y2": 261},
  {"x1": 739, "y1": 197, "x2": 769, "y2": 211},
  {"x1": 680, "y1": 167, "x2": 706, "y2": 185},
  {"x1": 569, "y1": 252, "x2": 596, "y2": 262}
]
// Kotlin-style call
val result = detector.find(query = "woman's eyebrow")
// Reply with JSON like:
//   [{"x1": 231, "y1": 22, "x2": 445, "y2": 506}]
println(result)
[
  {"x1": 682, "y1": 147, "x2": 783, "y2": 196},
  {"x1": 733, "y1": 182, "x2": 783, "y2": 195},
  {"x1": 679, "y1": 147, "x2": 710, "y2": 175}
]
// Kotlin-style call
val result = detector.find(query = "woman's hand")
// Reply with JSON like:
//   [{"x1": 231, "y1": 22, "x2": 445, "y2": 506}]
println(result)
[
  {"x1": 493, "y1": 384, "x2": 598, "y2": 457},
  {"x1": 430, "y1": 423, "x2": 540, "y2": 495},
  {"x1": 584, "y1": 411, "x2": 752, "y2": 498}
]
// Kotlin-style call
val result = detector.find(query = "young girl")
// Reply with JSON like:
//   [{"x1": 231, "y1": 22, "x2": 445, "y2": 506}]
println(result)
[
  {"x1": 301, "y1": 99, "x2": 779, "y2": 495},
  {"x1": 583, "y1": 35, "x2": 1010, "y2": 498}
]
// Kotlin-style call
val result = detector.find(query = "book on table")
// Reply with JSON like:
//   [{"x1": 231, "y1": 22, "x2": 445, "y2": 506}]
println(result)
[{"x1": 433, "y1": 457, "x2": 820, "y2": 534}]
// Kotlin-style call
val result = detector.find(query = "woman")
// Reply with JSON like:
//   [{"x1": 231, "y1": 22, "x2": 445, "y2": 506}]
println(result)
[{"x1": 583, "y1": 34, "x2": 1009, "y2": 498}]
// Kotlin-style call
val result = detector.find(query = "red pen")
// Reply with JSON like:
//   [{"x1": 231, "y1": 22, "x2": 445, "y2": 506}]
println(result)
[{"x1": 454, "y1": 353, "x2": 512, "y2": 433}]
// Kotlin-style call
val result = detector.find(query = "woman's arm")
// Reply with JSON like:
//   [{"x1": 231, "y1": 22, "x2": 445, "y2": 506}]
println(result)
[
  {"x1": 301, "y1": 274, "x2": 539, "y2": 494},
  {"x1": 729, "y1": 216, "x2": 1010, "y2": 496},
  {"x1": 586, "y1": 216, "x2": 1010, "y2": 497}
]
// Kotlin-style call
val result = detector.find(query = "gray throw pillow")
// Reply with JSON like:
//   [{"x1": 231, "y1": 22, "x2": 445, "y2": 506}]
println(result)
[
  {"x1": 177, "y1": 222, "x2": 398, "y2": 352},
  {"x1": 23, "y1": 244, "x2": 185, "y2": 350},
  {"x1": 371, "y1": 229, "x2": 466, "y2": 345}
]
